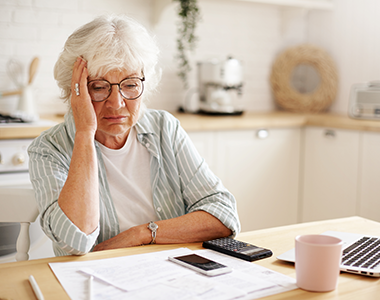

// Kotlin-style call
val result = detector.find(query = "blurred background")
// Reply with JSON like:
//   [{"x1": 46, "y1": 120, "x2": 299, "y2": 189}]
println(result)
[
  {"x1": 2, "y1": 0, "x2": 380, "y2": 263},
  {"x1": 0, "y1": 0, "x2": 379, "y2": 116}
]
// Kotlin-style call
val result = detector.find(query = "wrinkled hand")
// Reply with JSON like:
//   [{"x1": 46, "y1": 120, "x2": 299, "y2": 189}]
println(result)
[
  {"x1": 71, "y1": 57, "x2": 97, "y2": 136},
  {"x1": 93, "y1": 225, "x2": 151, "y2": 252}
]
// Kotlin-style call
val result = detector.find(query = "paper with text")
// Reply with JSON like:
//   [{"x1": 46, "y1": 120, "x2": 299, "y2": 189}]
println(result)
[{"x1": 49, "y1": 247, "x2": 297, "y2": 300}]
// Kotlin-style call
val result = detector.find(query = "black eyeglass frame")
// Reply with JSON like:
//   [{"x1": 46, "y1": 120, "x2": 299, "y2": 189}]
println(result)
[{"x1": 87, "y1": 75, "x2": 145, "y2": 102}]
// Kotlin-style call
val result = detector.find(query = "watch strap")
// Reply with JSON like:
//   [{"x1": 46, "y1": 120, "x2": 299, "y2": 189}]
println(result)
[{"x1": 148, "y1": 221, "x2": 158, "y2": 244}]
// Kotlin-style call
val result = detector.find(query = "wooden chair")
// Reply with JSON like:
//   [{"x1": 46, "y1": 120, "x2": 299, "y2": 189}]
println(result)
[{"x1": 0, "y1": 188, "x2": 39, "y2": 261}]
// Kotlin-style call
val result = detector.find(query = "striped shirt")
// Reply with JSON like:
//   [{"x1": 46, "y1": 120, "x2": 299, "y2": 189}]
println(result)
[{"x1": 28, "y1": 109, "x2": 240, "y2": 256}]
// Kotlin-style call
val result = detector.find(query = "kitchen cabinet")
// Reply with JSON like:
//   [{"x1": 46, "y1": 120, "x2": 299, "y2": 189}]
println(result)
[
  {"x1": 358, "y1": 132, "x2": 380, "y2": 222},
  {"x1": 216, "y1": 128, "x2": 300, "y2": 232},
  {"x1": 4, "y1": 112, "x2": 380, "y2": 233},
  {"x1": 187, "y1": 123, "x2": 380, "y2": 232},
  {"x1": 301, "y1": 127, "x2": 360, "y2": 222},
  {"x1": 189, "y1": 128, "x2": 301, "y2": 232}
]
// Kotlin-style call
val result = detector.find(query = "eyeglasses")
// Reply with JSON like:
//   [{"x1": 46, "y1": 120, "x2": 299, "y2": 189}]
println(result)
[{"x1": 87, "y1": 76, "x2": 145, "y2": 102}]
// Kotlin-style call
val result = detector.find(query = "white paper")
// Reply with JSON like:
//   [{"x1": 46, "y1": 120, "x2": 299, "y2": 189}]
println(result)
[
  {"x1": 50, "y1": 248, "x2": 194, "y2": 300},
  {"x1": 164, "y1": 274, "x2": 216, "y2": 295},
  {"x1": 49, "y1": 247, "x2": 297, "y2": 300}
]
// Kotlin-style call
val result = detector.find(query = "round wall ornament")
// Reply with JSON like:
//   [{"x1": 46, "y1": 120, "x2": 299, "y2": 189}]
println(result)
[{"x1": 270, "y1": 44, "x2": 338, "y2": 113}]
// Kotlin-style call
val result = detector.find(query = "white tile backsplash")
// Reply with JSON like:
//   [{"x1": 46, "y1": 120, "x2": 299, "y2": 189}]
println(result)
[{"x1": 0, "y1": 0, "x2": 379, "y2": 116}]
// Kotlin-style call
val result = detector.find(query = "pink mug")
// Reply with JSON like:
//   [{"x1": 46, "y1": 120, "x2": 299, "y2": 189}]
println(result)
[{"x1": 295, "y1": 234, "x2": 343, "y2": 292}]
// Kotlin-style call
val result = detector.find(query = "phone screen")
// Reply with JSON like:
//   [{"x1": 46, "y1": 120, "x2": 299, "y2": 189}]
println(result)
[{"x1": 174, "y1": 254, "x2": 227, "y2": 271}]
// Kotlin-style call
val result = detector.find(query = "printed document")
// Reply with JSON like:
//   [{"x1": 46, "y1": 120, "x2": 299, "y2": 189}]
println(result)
[{"x1": 49, "y1": 247, "x2": 297, "y2": 300}]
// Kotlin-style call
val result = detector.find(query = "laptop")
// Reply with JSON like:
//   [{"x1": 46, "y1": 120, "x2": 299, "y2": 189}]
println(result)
[{"x1": 276, "y1": 231, "x2": 380, "y2": 277}]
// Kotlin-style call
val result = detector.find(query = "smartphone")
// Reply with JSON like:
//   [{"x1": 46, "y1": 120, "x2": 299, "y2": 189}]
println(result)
[{"x1": 168, "y1": 253, "x2": 232, "y2": 276}]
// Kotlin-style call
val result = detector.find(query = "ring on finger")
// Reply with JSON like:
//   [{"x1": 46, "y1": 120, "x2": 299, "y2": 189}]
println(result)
[{"x1": 75, "y1": 83, "x2": 80, "y2": 96}]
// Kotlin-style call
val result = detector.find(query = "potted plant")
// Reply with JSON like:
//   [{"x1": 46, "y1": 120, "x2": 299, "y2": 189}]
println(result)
[{"x1": 174, "y1": 0, "x2": 201, "y2": 89}]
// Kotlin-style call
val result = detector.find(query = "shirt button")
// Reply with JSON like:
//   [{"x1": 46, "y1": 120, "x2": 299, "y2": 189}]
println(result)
[
  {"x1": 145, "y1": 143, "x2": 150, "y2": 148},
  {"x1": 156, "y1": 207, "x2": 161, "y2": 212}
]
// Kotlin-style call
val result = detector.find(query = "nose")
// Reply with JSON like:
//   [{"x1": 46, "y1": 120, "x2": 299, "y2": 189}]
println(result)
[{"x1": 105, "y1": 85, "x2": 125, "y2": 109}]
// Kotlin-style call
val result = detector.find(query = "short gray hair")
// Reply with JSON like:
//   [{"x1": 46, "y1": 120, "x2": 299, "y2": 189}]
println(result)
[{"x1": 54, "y1": 14, "x2": 161, "y2": 109}]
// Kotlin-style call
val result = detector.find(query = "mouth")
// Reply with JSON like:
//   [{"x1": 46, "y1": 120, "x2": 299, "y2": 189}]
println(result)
[{"x1": 103, "y1": 115, "x2": 129, "y2": 123}]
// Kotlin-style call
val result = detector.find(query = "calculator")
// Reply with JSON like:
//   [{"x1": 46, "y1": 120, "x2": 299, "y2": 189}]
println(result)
[{"x1": 202, "y1": 237, "x2": 273, "y2": 262}]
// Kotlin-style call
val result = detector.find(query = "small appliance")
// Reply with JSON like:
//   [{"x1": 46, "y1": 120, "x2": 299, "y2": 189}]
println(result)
[
  {"x1": 0, "y1": 57, "x2": 40, "y2": 122},
  {"x1": 197, "y1": 56, "x2": 244, "y2": 115},
  {"x1": 348, "y1": 81, "x2": 380, "y2": 120}
]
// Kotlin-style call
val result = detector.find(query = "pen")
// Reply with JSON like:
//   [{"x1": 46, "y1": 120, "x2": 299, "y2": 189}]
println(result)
[
  {"x1": 88, "y1": 275, "x2": 93, "y2": 300},
  {"x1": 29, "y1": 275, "x2": 45, "y2": 300}
]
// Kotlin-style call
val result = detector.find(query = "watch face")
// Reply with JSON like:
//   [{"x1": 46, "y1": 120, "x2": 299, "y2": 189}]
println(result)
[{"x1": 149, "y1": 222, "x2": 158, "y2": 231}]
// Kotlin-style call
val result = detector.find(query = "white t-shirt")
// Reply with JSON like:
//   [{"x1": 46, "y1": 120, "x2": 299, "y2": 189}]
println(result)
[{"x1": 97, "y1": 127, "x2": 158, "y2": 232}]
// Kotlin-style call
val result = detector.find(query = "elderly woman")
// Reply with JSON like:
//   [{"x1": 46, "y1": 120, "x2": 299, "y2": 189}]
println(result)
[{"x1": 28, "y1": 14, "x2": 240, "y2": 257}]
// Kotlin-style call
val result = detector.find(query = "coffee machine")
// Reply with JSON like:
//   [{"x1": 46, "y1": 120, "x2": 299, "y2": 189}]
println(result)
[{"x1": 197, "y1": 56, "x2": 244, "y2": 115}]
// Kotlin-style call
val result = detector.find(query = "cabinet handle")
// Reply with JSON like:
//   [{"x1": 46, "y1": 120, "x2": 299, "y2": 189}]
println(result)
[
  {"x1": 324, "y1": 129, "x2": 336, "y2": 138},
  {"x1": 256, "y1": 129, "x2": 269, "y2": 139}
]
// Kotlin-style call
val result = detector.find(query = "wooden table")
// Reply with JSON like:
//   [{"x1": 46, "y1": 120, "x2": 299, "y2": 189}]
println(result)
[{"x1": 1, "y1": 216, "x2": 380, "y2": 299}]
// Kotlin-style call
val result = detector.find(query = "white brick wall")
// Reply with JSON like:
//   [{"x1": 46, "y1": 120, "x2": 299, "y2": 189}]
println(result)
[
  {"x1": 151, "y1": 1, "x2": 285, "y2": 112},
  {"x1": 0, "y1": 0, "x2": 152, "y2": 115},
  {"x1": 0, "y1": 0, "x2": 288, "y2": 116},
  {"x1": 2, "y1": 0, "x2": 373, "y2": 117}
]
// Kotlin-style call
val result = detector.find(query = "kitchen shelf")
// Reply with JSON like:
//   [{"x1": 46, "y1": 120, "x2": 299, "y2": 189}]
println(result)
[
  {"x1": 237, "y1": 0, "x2": 333, "y2": 10},
  {"x1": 152, "y1": 0, "x2": 333, "y2": 25}
]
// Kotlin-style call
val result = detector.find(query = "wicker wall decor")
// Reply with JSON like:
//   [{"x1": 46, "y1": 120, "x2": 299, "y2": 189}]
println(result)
[{"x1": 270, "y1": 44, "x2": 338, "y2": 113}]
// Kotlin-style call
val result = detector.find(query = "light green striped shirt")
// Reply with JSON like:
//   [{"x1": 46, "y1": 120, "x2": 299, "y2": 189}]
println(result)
[{"x1": 28, "y1": 109, "x2": 240, "y2": 256}]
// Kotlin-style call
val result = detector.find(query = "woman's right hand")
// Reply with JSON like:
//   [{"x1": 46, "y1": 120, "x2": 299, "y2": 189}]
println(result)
[
  {"x1": 58, "y1": 57, "x2": 100, "y2": 235},
  {"x1": 71, "y1": 57, "x2": 97, "y2": 136}
]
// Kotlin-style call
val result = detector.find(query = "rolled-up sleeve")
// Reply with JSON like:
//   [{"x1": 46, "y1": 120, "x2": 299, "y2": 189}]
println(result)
[
  {"x1": 28, "y1": 129, "x2": 99, "y2": 256},
  {"x1": 172, "y1": 118, "x2": 241, "y2": 236}
]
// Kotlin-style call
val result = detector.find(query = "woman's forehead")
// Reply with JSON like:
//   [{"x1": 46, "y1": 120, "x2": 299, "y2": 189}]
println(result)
[{"x1": 88, "y1": 68, "x2": 141, "y2": 81}]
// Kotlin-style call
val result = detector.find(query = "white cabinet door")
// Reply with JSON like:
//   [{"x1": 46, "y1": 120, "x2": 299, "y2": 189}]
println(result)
[
  {"x1": 215, "y1": 128, "x2": 301, "y2": 232},
  {"x1": 358, "y1": 132, "x2": 380, "y2": 222},
  {"x1": 301, "y1": 127, "x2": 360, "y2": 222}
]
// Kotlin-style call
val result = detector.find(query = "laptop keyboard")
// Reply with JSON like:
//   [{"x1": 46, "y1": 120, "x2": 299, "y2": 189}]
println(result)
[{"x1": 342, "y1": 237, "x2": 380, "y2": 269}]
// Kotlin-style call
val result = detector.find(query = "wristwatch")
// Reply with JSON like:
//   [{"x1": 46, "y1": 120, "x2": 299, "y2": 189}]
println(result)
[{"x1": 147, "y1": 221, "x2": 158, "y2": 244}]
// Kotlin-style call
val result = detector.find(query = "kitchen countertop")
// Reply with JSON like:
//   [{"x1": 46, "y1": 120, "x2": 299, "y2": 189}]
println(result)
[
  {"x1": 0, "y1": 115, "x2": 62, "y2": 140},
  {"x1": 1, "y1": 111, "x2": 380, "y2": 140},
  {"x1": 171, "y1": 111, "x2": 380, "y2": 132}
]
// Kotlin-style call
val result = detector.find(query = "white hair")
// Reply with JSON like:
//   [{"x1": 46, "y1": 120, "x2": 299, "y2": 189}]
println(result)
[{"x1": 54, "y1": 14, "x2": 161, "y2": 111}]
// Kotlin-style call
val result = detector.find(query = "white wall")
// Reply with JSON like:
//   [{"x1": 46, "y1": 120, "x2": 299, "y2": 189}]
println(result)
[
  {"x1": 155, "y1": 0, "x2": 282, "y2": 112},
  {"x1": 0, "y1": 0, "x2": 286, "y2": 116},
  {"x1": 329, "y1": 0, "x2": 380, "y2": 114},
  {"x1": 0, "y1": 0, "x2": 153, "y2": 115},
  {"x1": 0, "y1": 0, "x2": 379, "y2": 117}
]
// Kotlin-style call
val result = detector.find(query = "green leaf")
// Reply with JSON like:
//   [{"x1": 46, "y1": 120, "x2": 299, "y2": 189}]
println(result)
[{"x1": 174, "y1": 0, "x2": 201, "y2": 89}]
